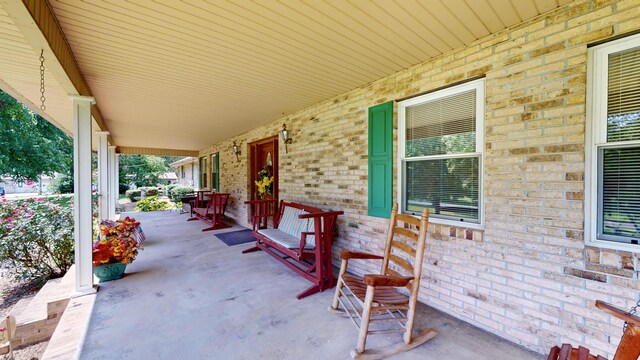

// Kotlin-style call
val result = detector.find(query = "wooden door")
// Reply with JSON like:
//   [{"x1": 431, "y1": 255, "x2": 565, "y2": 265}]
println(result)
[{"x1": 248, "y1": 136, "x2": 278, "y2": 201}]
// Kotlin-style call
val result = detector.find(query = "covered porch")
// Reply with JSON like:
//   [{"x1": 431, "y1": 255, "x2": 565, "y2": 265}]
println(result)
[
  {"x1": 46, "y1": 210, "x2": 542, "y2": 359},
  {"x1": 1, "y1": 0, "x2": 640, "y2": 358}
]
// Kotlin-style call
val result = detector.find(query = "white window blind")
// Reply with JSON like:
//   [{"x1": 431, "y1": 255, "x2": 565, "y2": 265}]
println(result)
[
  {"x1": 600, "y1": 147, "x2": 640, "y2": 239},
  {"x1": 607, "y1": 47, "x2": 640, "y2": 142},
  {"x1": 405, "y1": 89, "x2": 476, "y2": 157}
]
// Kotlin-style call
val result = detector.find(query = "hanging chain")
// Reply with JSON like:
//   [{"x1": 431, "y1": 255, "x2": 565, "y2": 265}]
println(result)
[
  {"x1": 39, "y1": 49, "x2": 46, "y2": 111},
  {"x1": 623, "y1": 297, "x2": 640, "y2": 332}
]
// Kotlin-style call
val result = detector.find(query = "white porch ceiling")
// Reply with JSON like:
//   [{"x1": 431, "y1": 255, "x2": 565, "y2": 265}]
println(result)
[{"x1": 1, "y1": 0, "x2": 574, "y2": 152}]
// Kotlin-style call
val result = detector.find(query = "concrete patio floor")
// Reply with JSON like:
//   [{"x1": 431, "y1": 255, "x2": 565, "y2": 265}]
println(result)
[{"x1": 80, "y1": 210, "x2": 545, "y2": 360}]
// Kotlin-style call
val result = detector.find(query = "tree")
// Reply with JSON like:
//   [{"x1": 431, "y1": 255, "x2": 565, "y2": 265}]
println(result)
[
  {"x1": 0, "y1": 91, "x2": 73, "y2": 182},
  {"x1": 119, "y1": 154, "x2": 172, "y2": 188}
]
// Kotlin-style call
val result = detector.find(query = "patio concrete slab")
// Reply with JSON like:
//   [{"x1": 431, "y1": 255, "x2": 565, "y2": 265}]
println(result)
[{"x1": 80, "y1": 211, "x2": 544, "y2": 360}]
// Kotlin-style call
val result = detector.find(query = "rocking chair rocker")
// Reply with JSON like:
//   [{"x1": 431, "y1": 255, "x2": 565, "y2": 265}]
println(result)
[
  {"x1": 548, "y1": 300, "x2": 640, "y2": 360},
  {"x1": 329, "y1": 204, "x2": 437, "y2": 359}
]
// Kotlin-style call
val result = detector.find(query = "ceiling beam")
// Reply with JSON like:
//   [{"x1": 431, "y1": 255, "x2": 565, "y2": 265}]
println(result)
[
  {"x1": 117, "y1": 147, "x2": 200, "y2": 157},
  {"x1": 0, "y1": 0, "x2": 114, "y2": 144}
]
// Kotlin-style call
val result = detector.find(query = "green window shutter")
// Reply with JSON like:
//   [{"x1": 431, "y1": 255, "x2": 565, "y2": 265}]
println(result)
[{"x1": 368, "y1": 101, "x2": 394, "y2": 218}]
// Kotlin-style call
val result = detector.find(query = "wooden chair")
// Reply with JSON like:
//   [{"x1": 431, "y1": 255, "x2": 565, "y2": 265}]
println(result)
[
  {"x1": 189, "y1": 193, "x2": 231, "y2": 231},
  {"x1": 330, "y1": 203, "x2": 437, "y2": 359},
  {"x1": 0, "y1": 315, "x2": 16, "y2": 359},
  {"x1": 187, "y1": 190, "x2": 212, "y2": 218},
  {"x1": 548, "y1": 301, "x2": 640, "y2": 360}
]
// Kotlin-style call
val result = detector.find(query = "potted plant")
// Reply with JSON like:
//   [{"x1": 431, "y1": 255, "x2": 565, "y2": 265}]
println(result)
[{"x1": 92, "y1": 217, "x2": 142, "y2": 282}]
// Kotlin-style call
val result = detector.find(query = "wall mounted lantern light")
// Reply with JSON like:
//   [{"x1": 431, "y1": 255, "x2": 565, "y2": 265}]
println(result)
[
  {"x1": 281, "y1": 124, "x2": 292, "y2": 153},
  {"x1": 232, "y1": 141, "x2": 241, "y2": 161}
]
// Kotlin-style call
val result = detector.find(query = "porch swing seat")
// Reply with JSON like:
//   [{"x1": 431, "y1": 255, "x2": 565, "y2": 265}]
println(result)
[{"x1": 189, "y1": 192, "x2": 231, "y2": 231}]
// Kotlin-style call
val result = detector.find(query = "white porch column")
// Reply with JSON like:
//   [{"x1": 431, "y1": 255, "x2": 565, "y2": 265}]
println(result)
[
  {"x1": 96, "y1": 131, "x2": 110, "y2": 221},
  {"x1": 194, "y1": 161, "x2": 200, "y2": 190},
  {"x1": 108, "y1": 146, "x2": 117, "y2": 219},
  {"x1": 114, "y1": 151, "x2": 120, "y2": 217},
  {"x1": 70, "y1": 95, "x2": 96, "y2": 296}
]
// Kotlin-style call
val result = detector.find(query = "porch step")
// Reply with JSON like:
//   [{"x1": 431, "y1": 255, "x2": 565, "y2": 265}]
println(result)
[
  {"x1": 41, "y1": 292, "x2": 96, "y2": 360},
  {"x1": 8, "y1": 267, "x2": 75, "y2": 348},
  {"x1": 7, "y1": 297, "x2": 32, "y2": 322}
]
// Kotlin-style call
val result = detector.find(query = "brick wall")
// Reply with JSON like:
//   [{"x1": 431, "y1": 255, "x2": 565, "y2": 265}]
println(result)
[{"x1": 199, "y1": 0, "x2": 640, "y2": 356}]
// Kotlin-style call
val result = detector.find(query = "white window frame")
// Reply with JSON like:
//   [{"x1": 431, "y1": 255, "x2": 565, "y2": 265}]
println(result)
[
  {"x1": 586, "y1": 34, "x2": 640, "y2": 251},
  {"x1": 398, "y1": 78, "x2": 485, "y2": 229}
]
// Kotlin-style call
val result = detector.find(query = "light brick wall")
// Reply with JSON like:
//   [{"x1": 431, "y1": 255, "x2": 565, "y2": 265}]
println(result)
[{"x1": 200, "y1": 0, "x2": 640, "y2": 355}]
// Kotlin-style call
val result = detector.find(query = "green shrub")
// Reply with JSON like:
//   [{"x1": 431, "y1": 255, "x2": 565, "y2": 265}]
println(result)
[
  {"x1": 134, "y1": 196, "x2": 170, "y2": 212},
  {"x1": 166, "y1": 184, "x2": 179, "y2": 197},
  {"x1": 125, "y1": 189, "x2": 141, "y2": 202},
  {"x1": 145, "y1": 187, "x2": 158, "y2": 196},
  {"x1": 0, "y1": 197, "x2": 75, "y2": 281},
  {"x1": 170, "y1": 186, "x2": 194, "y2": 203},
  {"x1": 119, "y1": 183, "x2": 129, "y2": 194},
  {"x1": 48, "y1": 173, "x2": 74, "y2": 194}
]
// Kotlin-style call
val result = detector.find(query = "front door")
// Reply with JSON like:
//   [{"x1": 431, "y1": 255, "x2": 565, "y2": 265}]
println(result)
[{"x1": 248, "y1": 136, "x2": 278, "y2": 201}]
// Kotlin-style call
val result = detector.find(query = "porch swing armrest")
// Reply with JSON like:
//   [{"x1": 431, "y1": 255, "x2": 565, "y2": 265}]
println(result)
[
  {"x1": 596, "y1": 300, "x2": 640, "y2": 326},
  {"x1": 298, "y1": 210, "x2": 345, "y2": 219},
  {"x1": 339, "y1": 249, "x2": 384, "y2": 260},
  {"x1": 364, "y1": 274, "x2": 414, "y2": 287}
]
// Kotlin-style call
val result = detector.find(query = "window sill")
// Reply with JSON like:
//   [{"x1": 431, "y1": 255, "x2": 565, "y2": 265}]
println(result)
[
  {"x1": 586, "y1": 238, "x2": 640, "y2": 253},
  {"x1": 424, "y1": 216, "x2": 484, "y2": 231}
]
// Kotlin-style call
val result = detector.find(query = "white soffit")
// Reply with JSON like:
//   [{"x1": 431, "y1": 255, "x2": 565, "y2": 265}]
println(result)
[{"x1": 7, "y1": 0, "x2": 574, "y2": 151}]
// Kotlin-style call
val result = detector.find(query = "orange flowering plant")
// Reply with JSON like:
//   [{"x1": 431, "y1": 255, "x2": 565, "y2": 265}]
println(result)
[{"x1": 92, "y1": 217, "x2": 142, "y2": 266}]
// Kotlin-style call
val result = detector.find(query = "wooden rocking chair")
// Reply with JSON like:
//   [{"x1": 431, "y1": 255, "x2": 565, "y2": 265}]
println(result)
[
  {"x1": 548, "y1": 301, "x2": 640, "y2": 360},
  {"x1": 329, "y1": 204, "x2": 437, "y2": 359}
]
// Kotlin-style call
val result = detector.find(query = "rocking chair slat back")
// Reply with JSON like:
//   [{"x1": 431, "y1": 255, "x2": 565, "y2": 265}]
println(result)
[
  {"x1": 393, "y1": 227, "x2": 419, "y2": 242},
  {"x1": 395, "y1": 213, "x2": 419, "y2": 225},
  {"x1": 388, "y1": 254, "x2": 414, "y2": 276},
  {"x1": 392, "y1": 240, "x2": 417, "y2": 257},
  {"x1": 381, "y1": 211, "x2": 428, "y2": 283}
]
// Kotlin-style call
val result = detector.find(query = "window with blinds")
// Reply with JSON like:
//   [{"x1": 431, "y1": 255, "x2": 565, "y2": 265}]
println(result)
[
  {"x1": 200, "y1": 156, "x2": 208, "y2": 189},
  {"x1": 398, "y1": 79, "x2": 484, "y2": 225},
  {"x1": 588, "y1": 34, "x2": 640, "y2": 247},
  {"x1": 211, "y1": 153, "x2": 219, "y2": 192}
]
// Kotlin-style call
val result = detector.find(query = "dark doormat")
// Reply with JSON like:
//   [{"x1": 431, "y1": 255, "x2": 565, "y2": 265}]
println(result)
[{"x1": 215, "y1": 229, "x2": 255, "y2": 246}]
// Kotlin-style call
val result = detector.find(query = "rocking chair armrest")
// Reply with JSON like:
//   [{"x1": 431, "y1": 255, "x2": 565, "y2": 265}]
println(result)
[
  {"x1": 364, "y1": 274, "x2": 414, "y2": 287},
  {"x1": 339, "y1": 249, "x2": 384, "y2": 260},
  {"x1": 596, "y1": 300, "x2": 640, "y2": 326}
]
